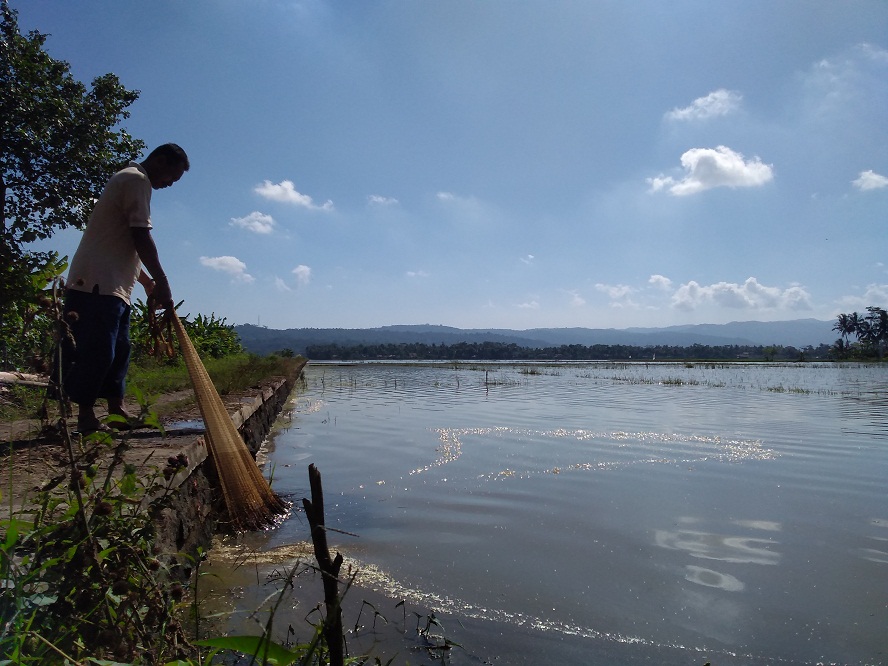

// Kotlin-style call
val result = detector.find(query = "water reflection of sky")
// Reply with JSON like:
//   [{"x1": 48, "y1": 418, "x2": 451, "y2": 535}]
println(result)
[{"x1": 257, "y1": 362, "x2": 888, "y2": 665}]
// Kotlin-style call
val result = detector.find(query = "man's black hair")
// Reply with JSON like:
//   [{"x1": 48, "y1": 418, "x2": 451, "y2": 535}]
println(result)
[{"x1": 146, "y1": 143, "x2": 190, "y2": 170}]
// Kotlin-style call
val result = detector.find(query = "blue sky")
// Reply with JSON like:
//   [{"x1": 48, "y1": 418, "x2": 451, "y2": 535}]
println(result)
[{"x1": 17, "y1": 1, "x2": 888, "y2": 330}]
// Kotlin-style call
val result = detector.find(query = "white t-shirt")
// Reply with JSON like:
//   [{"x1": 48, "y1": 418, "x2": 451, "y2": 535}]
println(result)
[{"x1": 67, "y1": 162, "x2": 152, "y2": 304}]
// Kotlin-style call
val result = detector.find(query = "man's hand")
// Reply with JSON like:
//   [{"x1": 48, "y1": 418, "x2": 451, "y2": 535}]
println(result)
[
  {"x1": 151, "y1": 275, "x2": 174, "y2": 310},
  {"x1": 138, "y1": 269, "x2": 155, "y2": 296}
]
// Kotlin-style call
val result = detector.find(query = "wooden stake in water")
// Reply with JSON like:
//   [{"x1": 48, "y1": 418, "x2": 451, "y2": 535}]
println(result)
[{"x1": 303, "y1": 464, "x2": 344, "y2": 666}]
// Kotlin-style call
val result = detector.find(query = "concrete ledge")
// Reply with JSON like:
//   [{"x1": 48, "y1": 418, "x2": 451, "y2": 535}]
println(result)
[{"x1": 148, "y1": 359, "x2": 306, "y2": 576}]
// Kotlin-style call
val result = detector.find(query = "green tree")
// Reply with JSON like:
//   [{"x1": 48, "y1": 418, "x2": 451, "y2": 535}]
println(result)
[
  {"x1": 1, "y1": 1, "x2": 144, "y2": 368},
  {"x1": 832, "y1": 306, "x2": 888, "y2": 359},
  {"x1": 832, "y1": 313, "x2": 853, "y2": 342},
  {"x1": 864, "y1": 306, "x2": 887, "y2": 358}
]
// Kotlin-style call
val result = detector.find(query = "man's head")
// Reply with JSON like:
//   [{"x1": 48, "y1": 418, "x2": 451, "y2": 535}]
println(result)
[{"x1": 142, "y1": 143, "x2": 190, "y2": 189}]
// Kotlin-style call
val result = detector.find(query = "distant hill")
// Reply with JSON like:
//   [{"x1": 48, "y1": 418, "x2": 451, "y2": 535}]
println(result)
[{"x1": 235, "y1": 319, "x2": 836, "y2": 356}]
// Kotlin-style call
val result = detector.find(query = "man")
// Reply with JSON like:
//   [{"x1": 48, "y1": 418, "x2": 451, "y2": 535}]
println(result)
[{"x1": 62, "y1": 143, "x2": 189, "y2": 434}]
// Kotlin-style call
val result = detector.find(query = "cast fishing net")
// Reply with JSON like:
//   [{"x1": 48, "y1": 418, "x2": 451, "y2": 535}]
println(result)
[{"x1": 171, "y1": 312, "x2": 287, "y2": 530}]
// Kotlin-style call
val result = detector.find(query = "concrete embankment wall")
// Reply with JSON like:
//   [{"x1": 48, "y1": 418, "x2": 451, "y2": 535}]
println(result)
[{"x1": 153, "y1": 360, "x2": 306, "y2": 576}]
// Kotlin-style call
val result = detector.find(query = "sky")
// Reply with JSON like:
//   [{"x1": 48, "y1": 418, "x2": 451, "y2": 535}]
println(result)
[{"x1": 15, "y1": 1, "x2": 888, "y2": 331}]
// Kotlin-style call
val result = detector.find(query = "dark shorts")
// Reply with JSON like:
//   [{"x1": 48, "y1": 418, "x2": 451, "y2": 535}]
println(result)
[{"x1": 61, "y1": 289, "x2": 131, "y2": 405}]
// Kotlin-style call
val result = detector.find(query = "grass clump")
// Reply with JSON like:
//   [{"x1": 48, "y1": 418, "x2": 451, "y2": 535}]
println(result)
[
  {"x1": 129, "y1": 353, "x2": 301, "y2": 398},
  {"x1": 0, "y1": 384, "x2": 46, "y2": 421}
]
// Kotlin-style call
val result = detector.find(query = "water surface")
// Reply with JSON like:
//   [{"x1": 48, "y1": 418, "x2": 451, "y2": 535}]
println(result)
[{"x1": 225, "y1": 362, "x2": 888, "y2": 665}]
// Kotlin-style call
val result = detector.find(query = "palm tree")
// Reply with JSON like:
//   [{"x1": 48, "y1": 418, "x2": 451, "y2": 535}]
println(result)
[
  {"x1": 849, "y1": 312, "x2": 865, "y2": 341},
  {"x1": 865, "y1": 306, "x2": 888, "y2": 358},
  {"x1": 833, "y1": 313, "x2": 852, "y2": 341}
]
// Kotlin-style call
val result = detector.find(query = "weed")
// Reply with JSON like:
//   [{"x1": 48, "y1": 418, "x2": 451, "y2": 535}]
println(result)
[
  {"x1": 0, "y1": 422, "x2": 193, "y2": 663},
  {"x1": 0, "y1": 384, "x2": 44, "y2": 421}
]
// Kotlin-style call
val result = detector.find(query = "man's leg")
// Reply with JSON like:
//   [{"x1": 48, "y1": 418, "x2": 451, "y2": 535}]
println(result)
[
  {"x1": 102, "y1": 302, "x2": 132, "y2": 422},
  {"x1": 63, "y1": 290, "x2": 128, "y2": 432}
]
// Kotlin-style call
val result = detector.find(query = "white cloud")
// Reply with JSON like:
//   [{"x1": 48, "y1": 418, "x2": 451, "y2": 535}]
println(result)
[
  {"x1": 671, "y1": 277, "x2": 811, "y2": 311},
  {"x1": 406, "y1": 270, "x2": 429, "y2": 278},
  {"x1": 436, "y1": 191, "x2": 482, "y2": 207},
  {"x1": 852, "y1": 170, "x2": 888, "y2": 191},
  {"x1": 274, "y1": 276, "x2": 292, "y2": 292},
  {"x1": 520, "y1": 254, "x2": 535, "y2": 265},
  {"x1": 292, "y1": 264, "x2": 311, "y2": 286},
  {"x1": 862, "y1": 283, "x2": 888, "y2": 302},
  {"x1": 837, "y1": 283, "x2": 888, "y2": 311},
  {"x1": 254, "y1": 180, "x2": 333, "y2": 211},
  {"x1": 648, "y1": 146, "x2": 774, "y2": 196},
  {"x1": 433, "y1": 191, "x2": 501, "y2": 232},
  {"x1": 595, "y1": 283, "x2": 634, "y2": 300},
  {"x1": 199, "y1": 256, "x2": 255, "y2": 283},
  {"x1": 517, "y1": 300, "x2": 539, "y2": 310},
  {"x1": 861, "y1": 42, "x2": 888, "y2": 64},
  {"x1": 665, "y1": 89, "x2": 742, "y2": 121},
  {"x1": 565, "y1": 289, "x2": 586, "y2": 307},
  {"x1": 595, "y1": 283, "x2": 642, "y2": 310},
  {"x1": 803, "y1": 43, "x2": 888, "y2": 117},
  {"x1": 368, "y1": 194, "x2": 399, "y2": 206},
  {"x1": 230, "y1": 211, "x2": 276, "y2": 234},
  {"x1": 649, "y1": 274, "x2": 673, "y2": 290},
  {"x1": 646, "y1": 175, "x2": 674, "y2": 193}
]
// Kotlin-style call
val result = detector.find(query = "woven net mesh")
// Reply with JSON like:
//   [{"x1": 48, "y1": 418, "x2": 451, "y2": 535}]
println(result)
[{"x1": 172, "y1": 312, "x2": 287, "y2": 530}]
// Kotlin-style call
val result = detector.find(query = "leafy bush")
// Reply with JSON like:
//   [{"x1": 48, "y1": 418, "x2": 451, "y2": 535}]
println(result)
[
  {"x1": 0, "y1": 256, "x2": 67, "y2": 373},
  {"x1": 129, "y1": 301, "x2": 244, "y2": 365},
  {"x1": 0, "y1": 424, "x2": 191, "y2": 664}
]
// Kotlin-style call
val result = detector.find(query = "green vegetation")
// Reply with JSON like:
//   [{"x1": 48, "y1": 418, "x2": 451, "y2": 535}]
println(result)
[
  {"x1": 832, "y1": 306, "x2": 887, "y2": 360},
  {"x1": 129, "y1": 352, "x2": 301, "y2": 401},
  {"x1": 1, "y1": 2, "x2": 144, "y2": 370},
  {"x1": 130, "y1": 302, "x2": 244, "y2": 366},
  {"x1": 306, "y1": 340, "x2": 834, "y2": 362},
  {"x1": 0, "y1": 419, "x2": 365, "y2": 665},
  {"x1": 0, "y1": 384, "x2": 44, "y2": 422},
  {"x1": 1, "y1": 422, "x2": 191, "y2": 664}
]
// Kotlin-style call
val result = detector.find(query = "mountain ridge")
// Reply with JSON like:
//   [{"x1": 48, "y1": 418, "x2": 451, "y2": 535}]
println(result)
[{"x1": 235, "y1": 318, "x2": 836, "y2": 356}]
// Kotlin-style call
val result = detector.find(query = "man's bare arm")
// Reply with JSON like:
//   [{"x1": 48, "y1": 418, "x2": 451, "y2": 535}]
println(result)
[{"x1": 131, "y1": 227, "x2": 173, "y2": 308}]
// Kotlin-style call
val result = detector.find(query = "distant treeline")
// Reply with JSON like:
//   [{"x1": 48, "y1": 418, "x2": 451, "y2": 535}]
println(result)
[{"x1": 303, "y1": 341, "x2": 835, "y2": 362}]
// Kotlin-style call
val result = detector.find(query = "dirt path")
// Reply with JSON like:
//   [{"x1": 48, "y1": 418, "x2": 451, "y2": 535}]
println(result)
[{"x1": 0, "y1": 376, "x2": 294, "y2": 515}]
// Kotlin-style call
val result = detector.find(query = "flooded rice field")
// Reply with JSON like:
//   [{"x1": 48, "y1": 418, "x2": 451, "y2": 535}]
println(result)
[{"x1": 205, "y1": 361, "x2": 888, "y2": 665}]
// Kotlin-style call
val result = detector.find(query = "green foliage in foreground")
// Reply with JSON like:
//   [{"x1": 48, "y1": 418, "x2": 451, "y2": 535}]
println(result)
[
  {"x1": 0, "y1": 419, "x2": 189, "y2": 663},
  {"x1": 129, "y1": 302, "x2": 244, "y2": 365},
  {"x1": 0, "y1": 399, "x2": 341, "y2": 665},
  {"x1": 0, "y1": 254, "x2": 67, "y2": 373}
]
